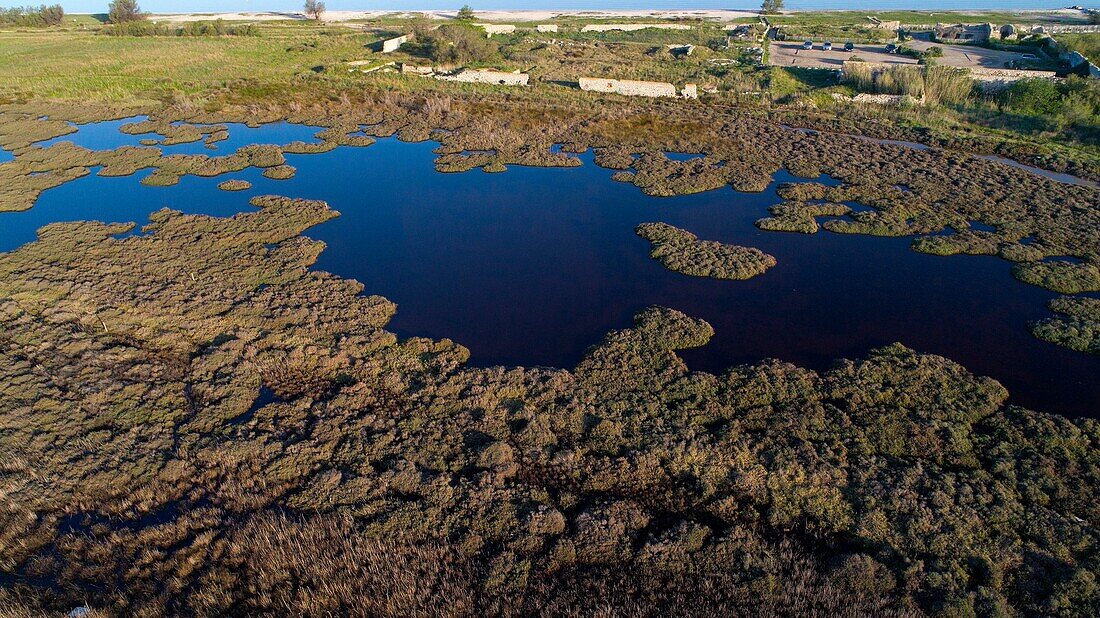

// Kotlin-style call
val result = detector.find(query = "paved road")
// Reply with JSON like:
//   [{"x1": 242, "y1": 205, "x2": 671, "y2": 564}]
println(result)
[
  {"x1": 907, "y1": 37, "x2": 1033, "y2": 69},
  {"x1": 769, "y1": 41, "x2": 918, "y2": 69},
  {"x1": 769, "y1": 37, "x2": 1036, "y2": 70}
]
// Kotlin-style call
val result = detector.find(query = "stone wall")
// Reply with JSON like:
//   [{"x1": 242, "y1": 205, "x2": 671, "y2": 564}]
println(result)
[
  {"x1": 437, "y1": 69, "x2": 529, "y2": 86},
  {"x1": 536, "y1": 24, "x2": 558, "y2": 33},
  {"x1": 477, "y1": 24, "x2": 516, "y2": 37},
  {"x1": 580, "y1": 77, "x2": 691, "y2": 98},
  {"x1": 581, "y1": 24, "x2": 692, "y2": 32}
]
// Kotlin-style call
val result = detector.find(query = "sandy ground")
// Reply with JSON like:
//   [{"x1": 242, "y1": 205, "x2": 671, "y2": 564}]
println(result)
[
  {"x1": 150, "y1": 10, "x2": 760, "y2": 24},
  {"x1": 769, "y1": 38, "x2": 1037, "y2": 70}
]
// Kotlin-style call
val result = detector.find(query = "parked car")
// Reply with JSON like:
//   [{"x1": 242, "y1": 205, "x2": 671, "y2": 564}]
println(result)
[
  {"x1": 844, "y1": 41, "x2": 854, "y2": 52},
  {"x1": 822, "y1": 41, "x2": 833, "y2": 51},
  {"x1": 802, "y1": 40, "x2": 813, "y2": 50},
  {"x1": 886, "y1": 43, "x2": 898, "y2": 54}
]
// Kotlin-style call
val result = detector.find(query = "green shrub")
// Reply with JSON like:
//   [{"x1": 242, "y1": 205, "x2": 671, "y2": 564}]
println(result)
[
  {"x1": 416, "y1": 23, "x2": 498, "y2": 65},
  {"x1": 999, "y1": 78, "x2": 1064, "y2": 116}
]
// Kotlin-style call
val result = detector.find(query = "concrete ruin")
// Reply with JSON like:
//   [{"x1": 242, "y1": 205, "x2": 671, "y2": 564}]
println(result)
[
  {"x1": 436, "y1": 68, "x2": 529, "y2": 86},
  {"x1": 866, "y1": 18, "x2": 901, "y2": 33},
  {"x1": 933, "y1": 23, "x2": 994, "y2": 44},
  {"x1": 348, "y1": 61, "x2": 395, "y2": 74},
  {"x1": 1063, "y1": 50, "x2": 1100, "y2": 79},
  {"x1": 379, "y1": 34, "x2": 409, "y2": 53},
  {"x1": 579, "y1": 77, "x2": 697, "y2": 99},
  {"x1": 476, "y1": 24, "x2": 516, "y2": 37},
  {"x1": 536, "y1": 24, "x2": 558, "y2": 33},
  {"x1": 581, "y1": 24, "x2": 692, "y2": 33},
  {"x1": 399, "y1": 63, "x2": 435, "y2": 75},
  {"x1": 724, "y1": 24, "x2": 754, "y2": 39},
  {"x1": 666, "y1": 44, "x2": 695, "y2": 57}
]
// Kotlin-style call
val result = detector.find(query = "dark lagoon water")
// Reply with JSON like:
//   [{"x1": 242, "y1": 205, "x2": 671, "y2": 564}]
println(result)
[{"x1": 3, "y1": 121, "x2": 1098, "y2": 418}]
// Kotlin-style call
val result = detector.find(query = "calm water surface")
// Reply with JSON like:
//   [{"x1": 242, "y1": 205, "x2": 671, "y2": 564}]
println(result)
[{"x1": 2, "y1": 121, "x2": 1097, "y2": 418}]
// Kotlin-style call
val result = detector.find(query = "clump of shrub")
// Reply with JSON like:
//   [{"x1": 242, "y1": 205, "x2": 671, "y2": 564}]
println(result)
[
  {"x1": 262, "y1": 164, "x2": 296, "y2": 180},
  {"x1": 842, "y1": 63, "x2": 973, "y2": 105},
  {"x1": 996, "y1": 77, "x2": 1100, "y2": 136},
  {"x1": 105, "y1": 18, "x2": 260, "y2": 37},
  {"x1": 1012, "y1": 259, "x2": 1100, "y2": 294},
  {"x1": 0, "y1": 4, "x2": 63, "y2": 26},
  {"x1": 636, "y1": 221, "x2": 777, "y2": 279},
  {"x1": 757, "y1": 201, "x2": 852, "y2": 234},
  {"x1": 217, "y1": 179, "x2": 251, "y2": 191},
  {"x1": 413, "y1": 23, "x2": 499, "y2": 65},
  {"x1": 1030, "y1": 295, "x2": 1100, "y2": 354}
]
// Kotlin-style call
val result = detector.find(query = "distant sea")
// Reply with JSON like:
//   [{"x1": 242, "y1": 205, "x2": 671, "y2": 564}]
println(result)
[
  {"x1": 779, "y1": 1, "x2": 1077, "y2": 9},
  {"x1": 338, "y1": 1, "x2": 1081, "y2": 12}
]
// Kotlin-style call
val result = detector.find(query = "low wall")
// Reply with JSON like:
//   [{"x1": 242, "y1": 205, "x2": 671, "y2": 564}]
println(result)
[
  {"x1": 399, "y1": 63, "x2": 434, "y2": 75},
  {"x1": 844, "y1": 61, "x2": 1057, "y2": 84},
  {"x1": 970, "y1": 67, "x2": 1059, "y2": 82},
  {"x1": 536, "y1": 24, "x2": 558, "y2": 33},
  {"x1": 581, "y1": 24, "x2": 692, "y2": 32}
]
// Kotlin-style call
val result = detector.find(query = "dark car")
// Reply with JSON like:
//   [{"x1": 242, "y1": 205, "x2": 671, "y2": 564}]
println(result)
[
  {"x1": 886, "y1": 43, "x2": 899, "y2": 54},
  {"x1": 844, "y1": 41, "x2": 854, "y2": 52}
]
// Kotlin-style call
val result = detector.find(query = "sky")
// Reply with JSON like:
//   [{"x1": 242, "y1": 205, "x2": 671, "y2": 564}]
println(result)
[{"x1": 47, "y1": 1, "x2": 1081, "y2": 16}]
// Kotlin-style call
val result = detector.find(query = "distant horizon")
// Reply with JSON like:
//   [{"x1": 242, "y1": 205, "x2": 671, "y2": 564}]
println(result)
[{"x1": 51, "y1": 2, "x2": 1092, "y2": 17}]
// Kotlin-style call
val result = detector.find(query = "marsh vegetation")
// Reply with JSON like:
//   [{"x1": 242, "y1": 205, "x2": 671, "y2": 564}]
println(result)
[
  {"x1": 0, "y1": 11, "x2": 1098, "y2": 616},
  {"x1": 0, "y1": 198, "x2": 1095, "y2": 616}
]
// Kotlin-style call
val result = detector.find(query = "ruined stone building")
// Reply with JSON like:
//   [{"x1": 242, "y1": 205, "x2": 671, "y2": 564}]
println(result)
[{"x1": 933, "y1": 23, "x2": 994, "y2": 43}]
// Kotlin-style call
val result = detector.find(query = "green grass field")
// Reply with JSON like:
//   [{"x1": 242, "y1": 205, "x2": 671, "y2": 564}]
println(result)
[{"x1": 0, "y1": 25, "x2": 370, "y2": 101}]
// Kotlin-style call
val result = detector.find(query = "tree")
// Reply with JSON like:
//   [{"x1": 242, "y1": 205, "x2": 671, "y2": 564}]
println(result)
[
  {"x1": 456, "y1": 5, "x2": 475, "y2": 22},
  {"x1": 304, "y1": 0, "x2": 325, "y2": 21},
  {"x1": 40, "y1": 4, "x2": 65, "y2": 25},
  {"x1": 760, "y1": 0, "x2": 783, "y2": 15},
  {"x1": 108, "y1": 0, "x2": 143, "y2": 24}
]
